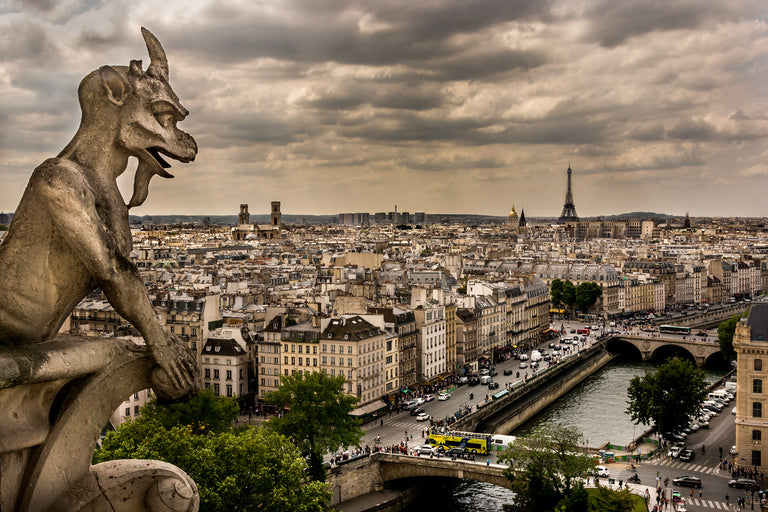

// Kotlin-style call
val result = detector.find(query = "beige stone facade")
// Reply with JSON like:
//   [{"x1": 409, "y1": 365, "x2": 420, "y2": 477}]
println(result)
[{"x1": 733, "y1": 302, "x2": 768, "y2": 472}]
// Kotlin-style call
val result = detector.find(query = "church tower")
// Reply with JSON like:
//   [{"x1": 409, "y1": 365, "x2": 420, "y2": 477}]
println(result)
[
  {"x1": 238, "y1": 204, "x2": 250, "y2": 225},
  {"x1": 271, "y1": 201, "x2": 282, "y2": 231}
]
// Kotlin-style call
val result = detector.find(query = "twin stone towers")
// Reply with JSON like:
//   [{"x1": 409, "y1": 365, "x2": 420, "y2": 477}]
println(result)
[{"x1": 0, "y1": 29, "x2": 200, "y2": 511}]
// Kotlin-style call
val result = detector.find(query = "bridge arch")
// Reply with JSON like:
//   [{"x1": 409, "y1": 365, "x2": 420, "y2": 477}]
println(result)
[
  {"x1": 605, "y1": 337, "x2": 644, "y2": 361},
  {"x1": 649, "y1": 344, "x2": 696, "y2": 365},
  {"x1": 377, "y1": 453, "x2": 512, "y2": 490}
]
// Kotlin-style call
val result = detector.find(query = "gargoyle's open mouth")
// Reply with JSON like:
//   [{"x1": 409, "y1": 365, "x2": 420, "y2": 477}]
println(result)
[
  {"x1": 147, "y1": 147, "x2": 172, "y2": 169},
  {"x1": 145, "y1": 146, "x2": 196, "y2": 178}
]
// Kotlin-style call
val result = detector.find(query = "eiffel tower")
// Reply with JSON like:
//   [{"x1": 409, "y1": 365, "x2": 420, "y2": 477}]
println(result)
[{"x1": 558, "y1": 164, "x2": 579, "y2": 223}]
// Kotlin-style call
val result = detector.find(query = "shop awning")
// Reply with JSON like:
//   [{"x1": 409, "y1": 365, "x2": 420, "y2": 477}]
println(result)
[{"x1": 349, "y1": 399, "x2": 388, "y2": 417}]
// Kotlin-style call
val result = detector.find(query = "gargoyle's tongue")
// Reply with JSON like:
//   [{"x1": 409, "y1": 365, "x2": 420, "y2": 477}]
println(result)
[{"x1": 128, "y1": 150, "x2": 175, "y2": 208}]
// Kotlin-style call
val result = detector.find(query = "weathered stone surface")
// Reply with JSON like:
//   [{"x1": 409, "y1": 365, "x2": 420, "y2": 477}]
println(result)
[{"x1": 0, "y1": 28, "x2": 200, "y2": 512}]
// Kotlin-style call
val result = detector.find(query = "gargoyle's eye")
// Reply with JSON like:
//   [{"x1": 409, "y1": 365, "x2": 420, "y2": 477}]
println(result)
[{"x1": 154, "y1": 112, "x2": 174, "y2": 128}]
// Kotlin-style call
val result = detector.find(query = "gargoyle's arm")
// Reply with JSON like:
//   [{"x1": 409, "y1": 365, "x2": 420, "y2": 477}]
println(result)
[{"x1": 34, "y1": 161, "x2": 196, "y2": 394}]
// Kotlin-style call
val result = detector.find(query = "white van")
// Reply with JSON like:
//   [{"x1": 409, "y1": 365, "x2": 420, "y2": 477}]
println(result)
[
  {"x1": 708, "y1": 390, "x2": 728, "y2": 402},
  {"x1": 480, "y1": 375, "x2": 492, "y2": 385},
  {"x1": 531, "y1": 350, "x2": 542, "y2": 362}
]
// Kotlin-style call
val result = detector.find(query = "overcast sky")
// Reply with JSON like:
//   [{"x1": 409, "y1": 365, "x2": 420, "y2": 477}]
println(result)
[{"x1": 1, "y1": 0, "x2": 766, "y2": 218}]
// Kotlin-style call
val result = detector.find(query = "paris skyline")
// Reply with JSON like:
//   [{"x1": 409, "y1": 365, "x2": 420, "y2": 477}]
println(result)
[{"x1": 0, "y1": 0, "x2": 766, "y2": 218}]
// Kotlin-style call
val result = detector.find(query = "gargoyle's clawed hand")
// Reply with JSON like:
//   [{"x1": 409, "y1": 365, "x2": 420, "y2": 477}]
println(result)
[{"x1": 150, "y1": 334, "x2": 200, "y2": 400}]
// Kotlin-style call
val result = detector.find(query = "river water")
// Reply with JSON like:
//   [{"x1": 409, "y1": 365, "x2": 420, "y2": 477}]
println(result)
[{"x1": 403, "y1": 357, "x2": 727, "y2": 512}]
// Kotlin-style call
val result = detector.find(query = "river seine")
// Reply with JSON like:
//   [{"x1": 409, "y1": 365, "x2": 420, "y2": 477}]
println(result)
[{"x1": 403, "y1": 358, "x2": 727, "y2": 511}]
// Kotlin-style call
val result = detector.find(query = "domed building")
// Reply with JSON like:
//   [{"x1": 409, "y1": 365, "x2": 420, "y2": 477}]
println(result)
[{"x1": 507, "y1": 205, "x2": 519, "y2": 226}]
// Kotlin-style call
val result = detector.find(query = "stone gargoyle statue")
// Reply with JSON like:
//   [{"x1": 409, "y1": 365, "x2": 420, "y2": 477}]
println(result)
[{"x1": 0, "y1": 28, "x2": 200, "y2": 511}]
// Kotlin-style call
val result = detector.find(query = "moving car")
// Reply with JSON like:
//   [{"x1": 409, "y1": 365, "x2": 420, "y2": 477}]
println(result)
[
  {"x1": 519, "y1": 362, "x2": 528, "y2": 369},
  {"x1": 596, "y1": 465, "x2": 609, "y2": 477},
  {"x1": 416, "y1": 445, "x2": 439, "y2": 456},
  {"x1": 672, "y1": 476, "x2": 701, "y2": 488},
  {"x1": 728, "y1": 478, "x2": 757, "y2": 489},
  {"x1": 438, "y1": 392, "x2": 451, "y2": 401},
  {"x1": 416, "y1": 412, "x2": 430, "y2": 422},
  {"x1": 488, "y1": 381, "x2": 499, "y2": 390},
  {"x1": 668, "y1": 445, "x2": 684, "y2": 458},
  {"x1": 503, "y1": 368, "x2": 514, "y2": 376},
  {"x1": 410, "y1": 407, "x2": 426, "y2": 416},
  {"x1": 679, "y1": 450, "x2": 695, "y2": 462},
  {"x1": 445, "y1": 447, "x2": 470, "y2": 459},
  {"x1": 730, "y1": 445, "x2": 737, "y2": 455},
  {"x1": 423, "y1": 394, "x2": 434, "y2": 402}
]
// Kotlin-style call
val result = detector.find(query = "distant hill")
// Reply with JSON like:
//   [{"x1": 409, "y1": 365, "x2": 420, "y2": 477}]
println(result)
[{"x1": 597, "y1": 212, "x2": 676, "y2": 220}]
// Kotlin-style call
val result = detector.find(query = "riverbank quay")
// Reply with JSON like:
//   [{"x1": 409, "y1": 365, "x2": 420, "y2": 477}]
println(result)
[{"x1": 452, "y1": 339, "x2": 616, "y2": 434}]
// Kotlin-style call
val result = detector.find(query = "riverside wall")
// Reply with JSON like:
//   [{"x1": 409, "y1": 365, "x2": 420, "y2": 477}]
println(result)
[
  {"x1": 450, "y1": 340, "x2": 615, "y2": 433},
  {"x1": 479, "y1": 350, "x2": 617, "y2": 434}
]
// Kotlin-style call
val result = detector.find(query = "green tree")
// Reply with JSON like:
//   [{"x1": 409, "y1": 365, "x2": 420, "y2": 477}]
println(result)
[
  {"x1": 626, "y1": 357, "x2": 708, "y2": 437},
  {"x1": 587, "y1": 485, "x2": 638, "y2": 512},
  {"x1": 264, "y1": 370, "x2": 364, "y2": 481},
  {"x1": 499, "y1": 425, "x2": 595, "y2": 511},
  {"x1": 575, "y1": 282, "x2": 603, "y2": 312},
  {"x1": 551, "y1": 279, "x2": 565, "y2": 307},
  {"x1": 95, "y1": 420, "x2": 330, "y2": 512},
  {"x1": 717, "y1": 312, "x2": 745, "y2": 361},
  {"x1": 562, "y1": 280, "x2": 577, "y2": 315},
  {"x1": 141, "y1": 387, "x2": 239, "y2": 435}
]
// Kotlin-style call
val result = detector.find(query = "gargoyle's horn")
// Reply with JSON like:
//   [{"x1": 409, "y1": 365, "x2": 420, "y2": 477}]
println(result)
[{"x1": 141, "y1": 27, "x2": 169, "y2": 81}]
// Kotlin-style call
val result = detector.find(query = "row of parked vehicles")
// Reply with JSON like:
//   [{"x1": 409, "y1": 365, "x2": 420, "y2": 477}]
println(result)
[{"x1": 666, "y1": 384, "x2": 738, "y2": 494}]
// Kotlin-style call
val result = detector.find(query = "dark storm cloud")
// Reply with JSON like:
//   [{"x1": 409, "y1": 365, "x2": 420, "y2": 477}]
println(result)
[
  {"x1": 303, "y1": 80, "x2": 445, "y2": 112},
  {"x1": 581, "y1": 0, "x2": 765, "y2": 47},
  {"x1": 666, "y1": 118, "x2": 716, "y2": 140},
  {"x1": 157, "y1": 0, "x2": 553, "y2": 71}
]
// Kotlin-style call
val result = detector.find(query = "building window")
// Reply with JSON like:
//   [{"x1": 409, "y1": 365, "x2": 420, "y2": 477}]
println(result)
[
  {"x1": 134, "y1": 405, "x2": 140, "y2": 415},
  {"x1": 226, "y1": 370, "x2": 232, "y2": 380},
  {"x1": 124, "y1": 407, "x2": 130, "y2": 417},
  {"x1": 284, "y1": 356, "x2": 288, "y2": 364},
  {"x1": 753, "y1": 430, "x2": 762, "y2": 441},
  {"x1": 213, "y1": 369, "x2": 219, "y2": 379},
  {"x1": 754, "y1": 402, "x2": 762, "y2": 418},
  {"x1": 755, "y1": 379, "x2": 763, "y2": 394},
  {"x1": 753, "y1": 450, "x2": 762, "y2": 467},
  {"x1": 204, "y1": 368, "x2": 210, "y2": 379},
  {"x1": 299, "y1": 357, "x2": 303, "y2": 366},
  {"x1": 756, "y1": 359, "x2": 763, "y2": 371},
  {"x1": 213, "y1": 383, "x2": 220, "y2": 395},
  {"x1": 226, "y1": 385, "x2": 233, "y2": 397}
]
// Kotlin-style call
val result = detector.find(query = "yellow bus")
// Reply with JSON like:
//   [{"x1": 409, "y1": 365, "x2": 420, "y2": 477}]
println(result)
[{"x1": 428, "y1": 431, "x2": 491, "y2": 455}]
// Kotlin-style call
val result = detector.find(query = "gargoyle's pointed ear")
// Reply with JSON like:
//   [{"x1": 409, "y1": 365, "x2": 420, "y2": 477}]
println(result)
[
  {"x1": 141, "y1": 27, "x2": 169, "y2": 81},
  {"x1": 129, "y1": 59, "x2": 143, "y2": 77},
  {"x1": 99, "y1": 65, "x2": 129, "y2": 106}
]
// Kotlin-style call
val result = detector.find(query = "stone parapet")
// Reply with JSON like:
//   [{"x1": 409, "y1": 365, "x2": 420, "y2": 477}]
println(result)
[{"x1": 0, "y1": 336, "x2": 198, "y2": 512}]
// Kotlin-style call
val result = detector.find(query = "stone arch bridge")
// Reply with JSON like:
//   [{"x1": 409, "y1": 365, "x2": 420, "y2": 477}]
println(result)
[
  {"x1": 607, "y1": 334, "x2": 722, "y2": 366},
  {"x1": 326, "y1": 452, "x2": 511, "y2": 506}
]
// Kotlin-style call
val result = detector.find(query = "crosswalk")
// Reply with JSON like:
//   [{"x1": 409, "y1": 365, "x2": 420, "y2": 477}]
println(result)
[
  {"x1": 680, "y1": 498, "x2": 730, "y2": 509},
  {"x1": 654, "y1": 457, "x2": 719, "y2": 475}
]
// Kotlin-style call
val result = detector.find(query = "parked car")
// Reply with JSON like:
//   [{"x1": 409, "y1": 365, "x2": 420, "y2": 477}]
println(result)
[
  {"x1": 672, "y1": 476, "x2": 701, "y2": 488},
  {"x1": 596, "y1": 465, "x2": 609, "y2": 477},
  {"x1": 416, "y1": 413, "x2": 430, "y2": 422},
  {"x1": 679, "y1": 450, "x2": 695, "y2": 462},
  {"x1": 488, "y1": 381, "x2": 499, "y2": 390},
  {"x1": 438, "y1": 392, "x2": 451, "y2": 401},
  {"x1": 728, "y1": 478, "x2": 757, "y2": 489}
]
